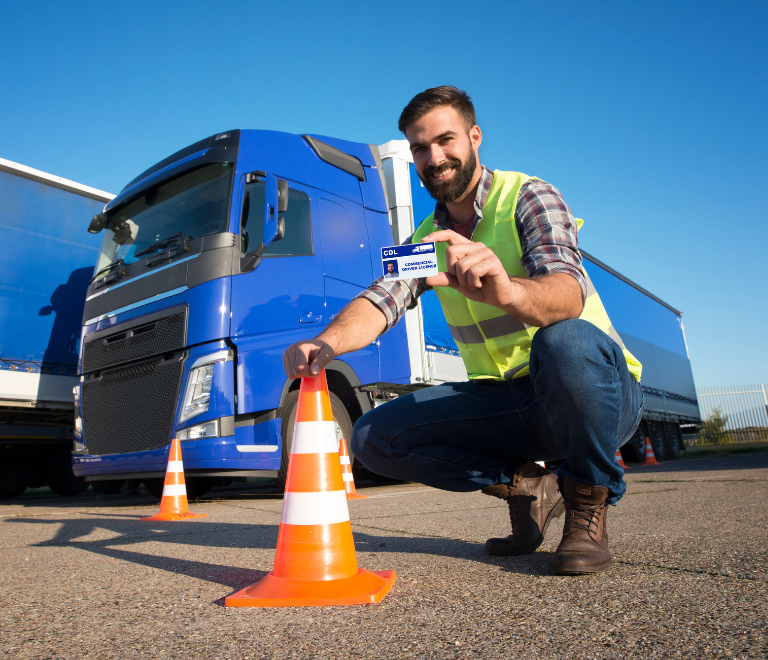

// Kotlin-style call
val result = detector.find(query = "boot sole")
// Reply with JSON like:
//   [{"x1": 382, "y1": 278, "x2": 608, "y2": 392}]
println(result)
[
  {"x1": 553, "y1": 559, "x2": 613, "y2": 576},
  {"x1": 484, "y1": 496, "x2": 565, "y2": 556}
]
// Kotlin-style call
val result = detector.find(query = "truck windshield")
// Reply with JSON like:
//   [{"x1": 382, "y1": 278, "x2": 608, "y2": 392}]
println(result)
[{"x1": 94, "y1": 163, "x2": 234, "y2": 278}]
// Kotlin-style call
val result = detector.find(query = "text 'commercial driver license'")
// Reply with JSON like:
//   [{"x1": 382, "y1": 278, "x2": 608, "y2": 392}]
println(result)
[{"x1": 380, "y1": 242, "x2": 438, "y2": 281}]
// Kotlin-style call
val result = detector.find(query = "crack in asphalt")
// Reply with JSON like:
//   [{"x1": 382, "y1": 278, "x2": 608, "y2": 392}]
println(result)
[{"x1": 627, "y1": 477, "x2": 767, "y2": 483}]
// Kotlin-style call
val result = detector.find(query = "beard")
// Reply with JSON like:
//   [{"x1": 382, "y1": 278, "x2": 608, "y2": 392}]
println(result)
[{"x1": 419, "y1": 147, "x2": 477, "y2": 204}]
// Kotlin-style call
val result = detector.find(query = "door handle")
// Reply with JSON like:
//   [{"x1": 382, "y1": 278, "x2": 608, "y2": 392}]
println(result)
[{"x1": 299, "y1": 310, "x2": 322, "y2": 324}]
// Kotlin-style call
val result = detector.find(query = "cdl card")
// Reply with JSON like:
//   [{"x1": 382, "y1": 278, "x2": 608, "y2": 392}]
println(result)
[{"x1": 381, "y1": 242, "x2": 438, "y2": 280}]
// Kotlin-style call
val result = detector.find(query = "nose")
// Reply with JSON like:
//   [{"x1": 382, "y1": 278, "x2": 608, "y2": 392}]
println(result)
[{"x1": 426, "y1": 143, "x2": 445, "y2": 168}]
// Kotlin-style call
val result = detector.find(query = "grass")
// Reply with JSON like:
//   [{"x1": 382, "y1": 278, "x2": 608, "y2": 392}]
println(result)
[{"x1": 680, "y1": 441, "x2": 768, "y2": 458}]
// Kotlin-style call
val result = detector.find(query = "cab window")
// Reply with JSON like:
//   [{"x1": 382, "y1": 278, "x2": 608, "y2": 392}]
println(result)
[{"x1": 240, "y1": 182, "x2": 312, "y2": 257}]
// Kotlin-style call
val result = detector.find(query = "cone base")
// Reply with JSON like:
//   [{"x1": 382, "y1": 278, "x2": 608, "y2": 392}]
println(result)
[
  {"x1": 140, "y1": 511, "x2": 207, "y2": 521},
  {"x1": 225, "y1": 568, "x2": 396, "y2": 607},
  {"x1": 346, "y1": 492, "x2": 369, "y2": 500}
]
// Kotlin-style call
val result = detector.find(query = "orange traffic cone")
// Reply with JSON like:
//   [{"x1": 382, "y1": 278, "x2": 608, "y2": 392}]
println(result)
[
  {"x1": 615, "y1": 448, "x2": 630, "y2": 469},
  {"x1": 339, "y1": 438, "x2": 368, "y2": 500},
  {"x1": 226, "y1": 370, "x2": 395, "y2": 607},
  {"x1": 643, "y1": 436, "x2": 662, "y2": 466},
  {"x1": 141, "y1": 438, "x2": 207, "y2": 521}
]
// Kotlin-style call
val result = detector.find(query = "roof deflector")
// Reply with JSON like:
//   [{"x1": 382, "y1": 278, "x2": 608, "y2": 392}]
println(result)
[{"x1": 302, "y1": 136, "x2": 366, "y2": 181}]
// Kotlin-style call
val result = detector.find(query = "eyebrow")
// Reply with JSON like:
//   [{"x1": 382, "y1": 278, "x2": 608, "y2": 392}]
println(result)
[{"x1": 409, "y1": 131, "x2": 459, "y2": 151}]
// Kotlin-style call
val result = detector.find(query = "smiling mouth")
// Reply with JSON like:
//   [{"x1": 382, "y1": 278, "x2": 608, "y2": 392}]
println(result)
[{"x1": 431, "y1": 166, "x2": 455, "y2": 180}]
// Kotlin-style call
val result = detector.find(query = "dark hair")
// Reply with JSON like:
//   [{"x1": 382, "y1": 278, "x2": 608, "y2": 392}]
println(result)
[{"x1": 398, "y1": 86, "x2": 476, "y2": 134}]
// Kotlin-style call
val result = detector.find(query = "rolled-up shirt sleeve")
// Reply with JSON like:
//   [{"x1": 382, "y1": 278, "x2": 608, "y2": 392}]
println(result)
[
  {"x1": 515, "y1": 179, "x2": 587, "y2": 300},
  {"x1": 355, "y1": 234, "x2": 432, "y2": 332}
]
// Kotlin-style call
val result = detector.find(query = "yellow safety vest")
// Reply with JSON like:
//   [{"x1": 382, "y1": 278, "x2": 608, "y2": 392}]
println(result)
[{"x1": 411, "y1": 170, "x2": 642, "y2": 382}]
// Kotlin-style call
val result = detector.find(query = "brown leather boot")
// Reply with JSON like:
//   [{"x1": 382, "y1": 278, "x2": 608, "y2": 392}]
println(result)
[
  {"x1": 553, "y1": 476, "x2": 612, "y2": 575},
  {"x1": 482, "y1": 461, "x2": 564, "y2": 556}
]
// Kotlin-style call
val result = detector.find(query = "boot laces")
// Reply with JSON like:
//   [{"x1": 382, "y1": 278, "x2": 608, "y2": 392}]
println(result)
[
  {"x1": 569, "y1": 502, "x2": 602, "y2": 535},
  {"x1": 507, "y1": 495, "x2": 535, "y2": 531}
]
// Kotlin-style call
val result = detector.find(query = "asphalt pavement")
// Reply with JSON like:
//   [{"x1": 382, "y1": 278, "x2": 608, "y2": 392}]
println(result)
[{"x1": 1, "y1": 453, "x2": 766, "y2": 659}]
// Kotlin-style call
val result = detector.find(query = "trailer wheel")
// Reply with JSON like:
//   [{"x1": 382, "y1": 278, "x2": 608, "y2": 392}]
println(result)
[
  {"x1": 276, "y1": 390, "x2": 353, "y2": 490},
  {"x1": 647, "y1": 421, "x2": 666, "y2": 463},
  {"x1": 48, "y1": 472, "x2": 88, "y2": 497},
  {"x1": 624, "y1": 422, "x2": 647, "y2": 463},
  {"x1": 663, "y1": 422, "x2": 682, "y2": 460},
  {"x1": 0, "y1": 486, "x2": 27, "y2": 499}
]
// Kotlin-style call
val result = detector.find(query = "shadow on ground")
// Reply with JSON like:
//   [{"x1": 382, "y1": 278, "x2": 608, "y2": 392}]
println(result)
[{"x1": 6, "y1": 512, "x2": 554, "y2": 587}]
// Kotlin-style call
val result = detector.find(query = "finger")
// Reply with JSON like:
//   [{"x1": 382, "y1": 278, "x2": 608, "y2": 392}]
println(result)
[
  {"x1": 453, "y1": 251, "x2": 493, "y2": 289},
  {"x1": 292, "y1": 345, "x2": 315, "y2": 378},
  {"x1": 444, "y1": 242, "x2": 485, "y2": 273},
  {"x1": 426, "y1": 272, "x2": 459, "y2": 289},
  {"x1": 422, "y1": 229, "x2": 471, "y2": 246},
  {"x1": 309, "y1": 345, "x2": 333, "y2": 375},
  {"x1": 282, "y1": 350, "x2": 295, "y2": 379}
]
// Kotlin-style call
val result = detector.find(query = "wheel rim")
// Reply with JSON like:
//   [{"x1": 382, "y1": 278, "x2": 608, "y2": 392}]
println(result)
[
  {"x1": 665, "y1": 423, "x2": 679, "y2": 455},
  {"x1": 631, "y1": 426, "x2": 646, "y2": 456},
  {"x1": 649, "y1": 422, "x2": 665, "y2": 459}
]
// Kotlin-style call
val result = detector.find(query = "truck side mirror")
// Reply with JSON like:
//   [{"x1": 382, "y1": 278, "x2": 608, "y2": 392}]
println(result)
[
  {"x1": 88, "y1": 213, "x2": 108, "y2": 234},
  {"x1": 278, "y1": 179, "x2": 289, "y2": 213},
  {"x1": 262, "y1": 173, "x2": 280, "y2": 249}
]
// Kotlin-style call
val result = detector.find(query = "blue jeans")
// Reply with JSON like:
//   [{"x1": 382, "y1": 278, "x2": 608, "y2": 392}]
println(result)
[{"x1": 351, "y1": 319, "x2": 643, "y2": 505}]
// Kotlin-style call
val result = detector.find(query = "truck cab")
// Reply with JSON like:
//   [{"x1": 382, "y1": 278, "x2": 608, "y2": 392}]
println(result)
[{"x1": 73, "y1": 130, "x2": 426, "y2": 494}]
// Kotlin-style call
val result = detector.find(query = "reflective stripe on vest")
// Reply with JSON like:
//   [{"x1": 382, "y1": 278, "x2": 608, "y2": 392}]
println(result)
[{"x1": 412, "y1": 170, "x2": 642, "y2": 382}]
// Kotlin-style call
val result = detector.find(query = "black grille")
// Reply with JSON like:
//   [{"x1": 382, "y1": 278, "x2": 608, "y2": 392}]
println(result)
[
  {"x1": 82, "y1": 355, "x2": 184, "y2": 456},
  {"x1": 83, "y1": 312, "x2": 186, "y2": 373}
]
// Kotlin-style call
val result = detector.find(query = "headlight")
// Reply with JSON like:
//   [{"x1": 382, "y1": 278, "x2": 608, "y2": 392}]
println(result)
[
  {"x1": 180, "y1": 363, "x2": 214, "y2": 422},
  {"x1": 73, "y1": 387, "x2": 82, "y2": 438},
  {"x1": 177, "y1": 419, "x2": 219, "y2": 441}
]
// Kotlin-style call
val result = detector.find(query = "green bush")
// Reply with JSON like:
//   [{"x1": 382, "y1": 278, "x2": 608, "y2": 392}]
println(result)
[{"x1": 699, "y1": 406, "x2": 730, "y2": 444}]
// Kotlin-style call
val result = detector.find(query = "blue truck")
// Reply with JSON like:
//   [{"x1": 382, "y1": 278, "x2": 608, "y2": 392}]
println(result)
[
  {"x1": 0, "y1": 157, "x2": 113, "y2": 497},
  {"x1": 73, "y1": 132, "x2": 700, "y2": 498}
]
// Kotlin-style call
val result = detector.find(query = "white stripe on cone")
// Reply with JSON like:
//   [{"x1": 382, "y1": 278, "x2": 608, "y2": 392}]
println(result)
[
  {"x1": 291, "y1": 421, "x2": 338, "y2": 455},
  {"x1": 162, "y1": 484, "x2": 188, "y2": 497},
  {"x1": 166, "y1": 461, "x2": 184, "y2": 473},
  {"x1": 340, "y1": 455, "x2": 351, "y2": 465},
  {"x1": 281, "y1": 490, "x2": 350, "y2": 525},
  {"x1": 342, "y1": 472, "x2": 354, "y2": 482}
]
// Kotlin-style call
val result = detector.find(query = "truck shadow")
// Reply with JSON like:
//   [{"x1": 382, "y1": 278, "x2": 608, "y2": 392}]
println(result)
[
  {"x1": 38, "y1": 266, "x2": 93, "y2": 370},
  {"x1": 7, "y1": 514, "x2": 554, "y2": 586}
]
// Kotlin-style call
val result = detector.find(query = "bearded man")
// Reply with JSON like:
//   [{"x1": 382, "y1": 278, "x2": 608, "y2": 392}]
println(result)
[{"x1": 282, "y1": 86, "x2": 643, "y2": 575}]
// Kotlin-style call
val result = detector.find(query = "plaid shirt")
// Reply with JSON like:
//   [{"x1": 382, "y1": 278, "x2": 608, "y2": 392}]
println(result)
[{"x1": 357, "y1": 166, "x2": 586, "y2": 331}]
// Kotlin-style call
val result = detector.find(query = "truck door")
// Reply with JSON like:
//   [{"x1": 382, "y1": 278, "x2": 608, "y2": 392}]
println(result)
[
  {"x1": 230, "y1": 177, "x2": 324, "y2": 412},
  {"x1": 318, "y1": 193, "x2": 378, "y2": 385}
]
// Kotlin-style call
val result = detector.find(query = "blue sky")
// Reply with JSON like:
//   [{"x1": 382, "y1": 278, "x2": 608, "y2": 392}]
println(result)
[{"x1": 1, "y1": 0, "x2": 765, "y2": 387}]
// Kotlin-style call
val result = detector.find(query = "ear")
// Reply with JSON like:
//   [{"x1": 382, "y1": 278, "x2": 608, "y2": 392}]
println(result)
[{"x1": 469, "y1": 124, "x2": 482, "y2": 152}]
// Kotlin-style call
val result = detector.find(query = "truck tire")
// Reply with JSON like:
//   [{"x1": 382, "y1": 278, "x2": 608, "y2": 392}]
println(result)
[
  {"x1": 647, "y1": 421, "x2": 666, "y2": 463},
  {"x1": 663, "y1": 422, "x2": 682, "y2": 460},
  {"x1": 276, "y1": 390, "x2": 353, "y2": 490},
  {"x1": 92, "y1": 480, "x2": 123, "y2": 495},
  {"x1": 48, "y1": 471, "x2": 88, "y2": 497},
  {"x1": 624, "y1": 422, "x2": 647, "y2": 463}
]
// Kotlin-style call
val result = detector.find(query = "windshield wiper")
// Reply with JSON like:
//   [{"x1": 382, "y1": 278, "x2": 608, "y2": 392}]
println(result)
[
  {"x1": 135, "y1": 232, "x2": 190, "y2": 259},
  {"x1": 92, "y1": 259, "x2": 126, "y2": 288}
]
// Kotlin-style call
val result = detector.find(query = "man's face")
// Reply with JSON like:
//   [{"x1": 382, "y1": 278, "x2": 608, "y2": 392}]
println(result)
[
  {"x1": 387, "y1": 263, "x2": 394, "y2": 274},
  {"x1": 405, "y1": 105, "x2": 482, "y2": 204}
]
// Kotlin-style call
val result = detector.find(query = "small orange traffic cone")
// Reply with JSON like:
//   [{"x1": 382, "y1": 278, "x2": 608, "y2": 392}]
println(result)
[
  {"x1": 141, "y1": 438, "x2": 207, "y2": 521},
  {"x1": 615, "y1": 448, "x2": 630, "y2": 469},
  {"x1": 643, "y1": 436, "x2": 662, "y2": 466},
  {"x1": 226, "y1": 370, "x2": 395, "y2": 607},
  {"x1": 339, "y1": 438, "x2": 368, "y2": 500}
]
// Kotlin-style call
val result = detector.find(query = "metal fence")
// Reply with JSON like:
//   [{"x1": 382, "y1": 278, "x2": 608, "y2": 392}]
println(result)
[{"x1": 692, "y1": 383, "x2": 768, "y2": 444}]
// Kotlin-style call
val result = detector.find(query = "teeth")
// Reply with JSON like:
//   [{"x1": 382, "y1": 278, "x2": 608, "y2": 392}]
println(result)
[{"x1": 433, "y1": 168, "x2": 453, "y2": 178}]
